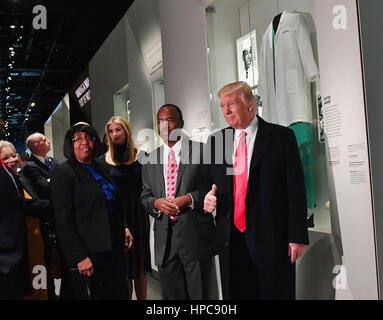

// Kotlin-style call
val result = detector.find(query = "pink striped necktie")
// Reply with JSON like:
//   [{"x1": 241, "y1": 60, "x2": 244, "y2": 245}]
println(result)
[
  {"x1": 234, "y1": 130, "x2": 248, "y2": 232},
  {"x1": 166, "y1": 149, "x2": 178, "y2": 221}
]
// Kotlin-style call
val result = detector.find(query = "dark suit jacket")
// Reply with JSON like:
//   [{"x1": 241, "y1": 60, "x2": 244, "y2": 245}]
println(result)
[
  {"x1": 0, "y1": 162, "x2": 26, "y2": 274},
  {"x1": 0, "y1": 161, "x2": 50, "y2": 274},
  {"x1": 141, "y1": 138, "x2": 216, "y2": 267},
  {"x1": 200, "y1": 116, "x2": 309, "y2": 299},
  {"x1": 22, "y1": 155, "x2": 55, "y2": 200},
  {"x1": 50, "y1": 160, "x2": 127, "y2": 268}
]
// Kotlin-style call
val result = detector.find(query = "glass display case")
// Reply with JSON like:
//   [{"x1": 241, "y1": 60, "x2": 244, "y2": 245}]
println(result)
[{"x1": 205, "y1": 0, "x2": 330, "y2": 233}]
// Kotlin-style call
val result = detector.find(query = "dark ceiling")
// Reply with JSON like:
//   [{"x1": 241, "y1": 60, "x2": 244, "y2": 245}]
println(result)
[{"x1": 0, "y1": 0, "x2": 134, "y2": 150}]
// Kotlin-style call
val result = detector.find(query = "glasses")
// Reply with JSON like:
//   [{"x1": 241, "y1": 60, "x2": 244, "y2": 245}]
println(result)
[{"x1": 72, "y1": 135, "x2": 95, "y2": 143}]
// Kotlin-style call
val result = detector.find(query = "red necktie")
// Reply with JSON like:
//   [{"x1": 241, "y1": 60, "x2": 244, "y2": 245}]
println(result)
[
  {"x1": 166, "y1": 149, "x2": 178, "y2": 221},
  {"x1": 234, "y1": 130, "x2": 248, "y2": 232}
]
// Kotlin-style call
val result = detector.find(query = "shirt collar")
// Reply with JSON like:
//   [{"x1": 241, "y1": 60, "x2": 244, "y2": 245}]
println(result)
[
  {"x1": 163, "y1": 136, "x2": 183, "y2": 156},
  {"x1": 33, "y1": 153, "x2": 46, "y2": 164},
  {"x1": 234, "y1": 115, "x2": 258, "y2": 139}
]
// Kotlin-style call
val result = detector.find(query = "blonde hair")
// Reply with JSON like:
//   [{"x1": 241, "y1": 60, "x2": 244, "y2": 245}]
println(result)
[
  {"x1": 218, "y1": 81, "x2": 256, "y2": 105},
  {"x1": 104, "y1": 116, "x2": 137, "y2": 166}
]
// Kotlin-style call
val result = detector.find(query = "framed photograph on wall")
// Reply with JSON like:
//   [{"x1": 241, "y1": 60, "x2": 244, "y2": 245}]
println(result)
[{"x1": 236, "y1": 30, "x2": 258, "y2": 88}]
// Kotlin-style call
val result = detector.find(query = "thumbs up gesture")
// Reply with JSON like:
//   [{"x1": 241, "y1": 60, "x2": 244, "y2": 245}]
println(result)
[{"x1": 204, "y1": 184, "x2": 217, "y2": 213}]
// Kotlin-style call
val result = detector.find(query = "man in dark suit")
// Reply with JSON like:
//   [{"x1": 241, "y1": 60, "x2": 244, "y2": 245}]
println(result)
[
  {"x1": 141, "y1": 104, "x2": 215, "y2": 300},
  {"x1": 22, "y1": 132, "x2": 59, "y2": 299},
  {"x1": 201, "y1": 81, "x2": 309, "y2": 300},
  {"x1": 23, "y1": 133, "x2": 53, "y2": 199}
]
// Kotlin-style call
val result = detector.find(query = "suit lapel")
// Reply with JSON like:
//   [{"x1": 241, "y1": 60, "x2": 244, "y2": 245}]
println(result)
[
  {"x1": 224, "y1": 128, "x2": 235, "y2": 195},
  {"x1": 247, "y1": 116, "x2": 272, "y2": 196},
  {"x1": 30, "y1": 155, "x2": 50, "y2": 175},
  {"x1": 175, "y1": 139, "x2": 190, "y2": 196},
  {"x1": 155, "y1": 146, "x2": 166, "y2": 197}
]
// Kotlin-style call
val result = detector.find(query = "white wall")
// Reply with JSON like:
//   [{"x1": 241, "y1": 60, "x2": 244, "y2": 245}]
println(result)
[
  {"x1": 44, "y1": 94, "x2": 70, "y2": 161},
  {"x1": 89, "y1": 0, "x2": 158, "y2": 146},
  {"x1": 124, "y1": 17, "x2": 154, "y2": 149},
  {"x1": 206, "y1": 0, "x2": 242, "y2": 129},
  {"x1": 89, "y1": 17, "x2": 130, "y2": 137},
  {"x1": 44, "y1": 117, "x2": 53, "y2": 158},
  {"x1": 314, "y1": 0, "x2": 378, "y2": 299},
  {"x1": 159, "y1": 0, "x2": 212, "y2": 140}
]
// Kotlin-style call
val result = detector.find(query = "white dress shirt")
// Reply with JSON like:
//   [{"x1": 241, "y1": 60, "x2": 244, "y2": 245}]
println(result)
[
  {"x1": 160, "y1": 137, "x2": 194, "y2": 210},
  {"x1": 32, "y1": 153, "x2": 46, "y2": 165},
  {"x1": 259, "y1": 11, "x2": 319, "y2": 127},
  {"x1": 233, "y1": 115, "x2": 259, "y2": 176}
]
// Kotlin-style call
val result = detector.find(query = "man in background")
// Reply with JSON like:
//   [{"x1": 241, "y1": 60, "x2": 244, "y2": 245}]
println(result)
[{"x1": 22, "y1": 133, "x2": 61, "y2": 299}]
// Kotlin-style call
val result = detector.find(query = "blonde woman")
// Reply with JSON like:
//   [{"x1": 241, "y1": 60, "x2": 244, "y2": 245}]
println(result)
[{"x1": 98, "y1": 116, "x2": 151, "y2": 300}]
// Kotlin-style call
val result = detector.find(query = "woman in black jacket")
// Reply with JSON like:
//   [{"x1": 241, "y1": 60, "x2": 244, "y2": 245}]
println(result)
[
  {"x1": 51, "y1": 124, "x2": 133, "y2": 300},
  {"x1": 0, "y1": 141, "x2": 50, "y2": 300}
]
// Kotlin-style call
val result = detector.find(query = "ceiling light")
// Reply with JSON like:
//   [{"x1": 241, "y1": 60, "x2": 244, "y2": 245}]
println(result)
[
  {"x1": 9, "y1": 47, "x2": 13, "y2": 51},
  {"x1": 31, "y1": 102, "x2": 36, "y2": 107},
  {"x1": 8, "y1": 77, "x2": 12, "y2": 80},
  {"x1": 10, "y1": 25, "x2": 16, "y2": 29}
]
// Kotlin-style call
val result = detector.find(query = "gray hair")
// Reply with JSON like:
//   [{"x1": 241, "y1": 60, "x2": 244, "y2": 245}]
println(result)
[{"x1": 0, "y1": 140, "x2": 16, "y2": 154}]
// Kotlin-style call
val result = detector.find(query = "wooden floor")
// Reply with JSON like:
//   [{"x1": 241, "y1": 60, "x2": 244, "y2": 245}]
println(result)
[{"x1": 22, "y1": 217, "x2": 48, "y2": 300}]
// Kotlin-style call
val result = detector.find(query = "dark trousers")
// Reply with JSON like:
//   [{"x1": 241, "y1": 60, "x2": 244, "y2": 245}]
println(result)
[
  {"x1": 228, "y1": 226, "x2": 260, "y2": 300},
  {"x1": 158, "y1": 219, "x2": 205, "y2": 300},
  {"x1": 68, "y1": 248, "x2": 129, "y2": 300},
  {"x1": 0, "y1": 263, "x2": 23, "y2": 300},
  {"x1": 40, "y1": 220, "x2": 57, "y2": 300}
]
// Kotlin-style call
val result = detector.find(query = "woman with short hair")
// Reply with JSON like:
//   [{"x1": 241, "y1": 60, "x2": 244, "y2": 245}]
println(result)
[{"x1": 51, "y1": 123, "x2": 133, "y2": 299}]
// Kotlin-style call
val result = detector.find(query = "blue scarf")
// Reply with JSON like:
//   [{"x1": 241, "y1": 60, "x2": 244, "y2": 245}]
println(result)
[{"x1": 81, "y1": 163, "x2": 116, "y2": 201}]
